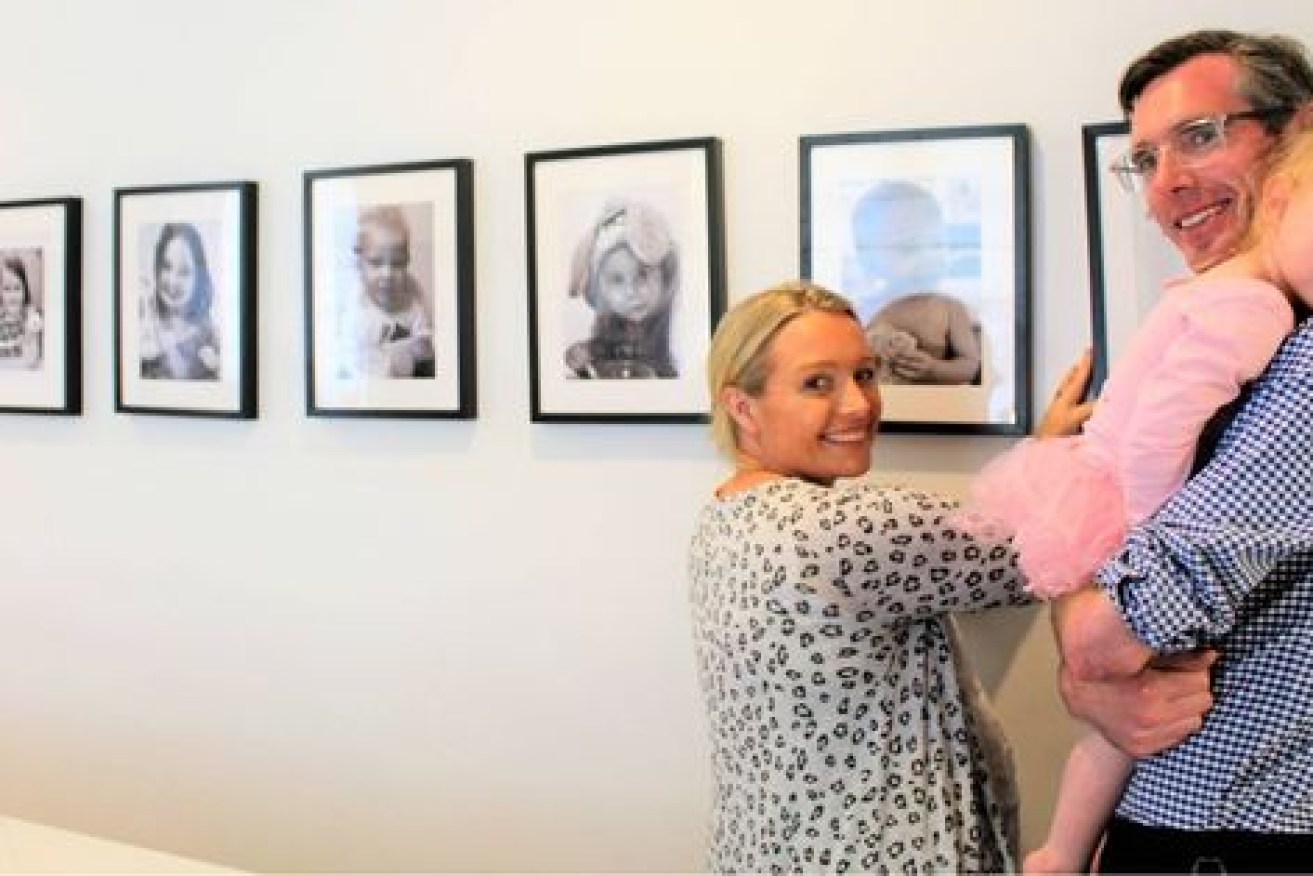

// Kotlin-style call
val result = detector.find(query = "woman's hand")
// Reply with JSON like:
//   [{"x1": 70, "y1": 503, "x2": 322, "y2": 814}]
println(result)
[{"x1": 1036, "y1": 350, "x2": 1094, "y2": 438}]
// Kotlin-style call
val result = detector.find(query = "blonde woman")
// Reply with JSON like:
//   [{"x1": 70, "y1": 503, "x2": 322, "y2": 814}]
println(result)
[{"x1": 688, "y1": 281, "x2": 1088, "y2": 872}]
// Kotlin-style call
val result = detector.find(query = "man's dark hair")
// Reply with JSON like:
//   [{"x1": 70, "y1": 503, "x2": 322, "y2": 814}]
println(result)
[{"x1": 1118, "y1": 29, "x2": 1313, "y2": 135}]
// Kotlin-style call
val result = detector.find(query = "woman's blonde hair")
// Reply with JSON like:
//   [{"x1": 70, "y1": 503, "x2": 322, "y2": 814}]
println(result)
[{"x1": 706, "y1": 280, "x2": 856, "y2": 458}]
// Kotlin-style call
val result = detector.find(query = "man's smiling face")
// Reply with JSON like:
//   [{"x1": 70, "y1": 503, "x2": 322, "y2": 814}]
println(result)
[{"x1": 1131, "y1": 53, "x2": 1283, "y2": 271}]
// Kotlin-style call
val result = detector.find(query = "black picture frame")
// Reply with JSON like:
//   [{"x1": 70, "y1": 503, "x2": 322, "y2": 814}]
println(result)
[
  {"x1": 526, "y1": 136, "x2": 726, "y2": 423},
  {"x1": 1082, "y1": 121, "x2": 1186, "y2": 393},
  {"x1": 114, "y1": 181, "x2": 258, "y2": 418},
  {"x1": 801, "y1": 124, "x2": 1031, "y2": 435},
  {"x1": 304, "y1": 158, "x2": 476, "y2": 419},
  {"x1": 0, "y1": 197, "x2": 81, "y2": 414}
]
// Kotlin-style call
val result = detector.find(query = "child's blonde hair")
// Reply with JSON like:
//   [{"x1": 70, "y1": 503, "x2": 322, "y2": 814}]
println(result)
[
  {"x1": 706, "y1": 281, "x2": 856, "y2": 459},
  {"x1": 1246, "y1": 110, "x2": 1313, "y2": 250},
  {"x1": 354, "y1": 205, "x2": 411, "y2": 255}
]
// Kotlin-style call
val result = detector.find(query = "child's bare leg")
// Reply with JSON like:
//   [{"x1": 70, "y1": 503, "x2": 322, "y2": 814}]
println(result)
[{"x1": 1025, "y1": 731, "x2": 1131, "y2": 874}]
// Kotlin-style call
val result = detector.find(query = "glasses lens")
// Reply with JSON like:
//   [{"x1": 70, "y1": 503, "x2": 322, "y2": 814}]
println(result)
[
  {"x1": 1173, "y1": 117, "x2": 1227, "y2": 159},
  {"x1": 1130, "y1": 147, "x2": 1159, "y2": 176},
  {"x1": 1110, "y1": 157, "x2": 1142, "y2": 193}
]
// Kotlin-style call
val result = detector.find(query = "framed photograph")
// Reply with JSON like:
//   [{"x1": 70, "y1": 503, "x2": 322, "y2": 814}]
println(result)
[
  {"x1": 802, "y1": 124, "x2": 1031, "y2": 435},
  {"x1": 526, "y1": 137, "x2": 726, "y2": 423},
  {"x1": 1082, "y1": 121, "x2": 1187, "y2": 392},
  {"x1": 304, "y1": 158, "x2": 476, "y2": 418},
  {"x1": 114, "y1": 181, "x2": 257, "y2": 418},
  {"x1": 0, "y1": 198, "x2": 81, "y2": 414}
]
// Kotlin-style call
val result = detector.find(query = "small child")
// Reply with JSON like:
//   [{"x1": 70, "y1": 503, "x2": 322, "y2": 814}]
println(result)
[
  {"x1": 140, "y1": 223, "x2": 219, "y2": 381},
  {"x1": 337, "y1": 205, "x2": 435, "y2": 380},
  {"x1": 564, "y1": 199, "x2": 679, "y2": 379},
  {"x1": 0, "y1": 255, "x2": 43, "y2": 369},
  {"x1": 960, "y1": 117, "x2": 1313, "y2": 873},
  {"x1": 848, "y1": 179, "x2": 983, "y2": 384}
]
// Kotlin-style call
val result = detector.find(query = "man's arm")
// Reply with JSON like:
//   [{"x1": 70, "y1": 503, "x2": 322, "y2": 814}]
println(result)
[{"x1": 1052, "y1": 580, "x2": 1217, "y2": 756}]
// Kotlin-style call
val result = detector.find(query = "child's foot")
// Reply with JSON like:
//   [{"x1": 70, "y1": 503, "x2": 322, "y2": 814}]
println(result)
[{"x1": 1023, "y1": 845, "x2": 1079, "y2": 874}]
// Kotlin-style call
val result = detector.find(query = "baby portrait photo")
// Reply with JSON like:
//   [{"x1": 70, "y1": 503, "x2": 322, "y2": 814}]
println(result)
[
  {"x1": 842, "y1": 177, "x2": 985, "y2": 387},
  {"x1": 0, "y1": 197, "x2": 81, "y2": 415},
  {"x1": 562, "y1": 198, "x2": 681, "y2": 381},
  {"x1": 802, "y1": 125, "x2": 1031, "y2": 434},
  {"x1": 527, "y1": 137, "x2": 725, "y2": 423},
  {"x1": 332, "y1": 202, "x2": 436, "y2": 382},
  {"x1": 304, "y1": 159, "x2": 476, "y2": 419},
  {"x1": 114, "y1": 181, "x2": 257, "y2": 418}
]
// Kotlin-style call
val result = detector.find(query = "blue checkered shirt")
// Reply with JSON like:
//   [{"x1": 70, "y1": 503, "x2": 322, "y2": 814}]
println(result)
[{"x1": 1094, "y1": 318, "x2": 1313, "y2": 831}]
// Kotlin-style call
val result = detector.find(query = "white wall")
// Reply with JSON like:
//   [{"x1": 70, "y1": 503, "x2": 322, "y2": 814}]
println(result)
[{"x1": 0, "y1": 1, "x2": 1307, "y2": 871}]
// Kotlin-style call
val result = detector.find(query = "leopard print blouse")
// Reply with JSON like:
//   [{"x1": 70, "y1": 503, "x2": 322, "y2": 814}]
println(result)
[{"x1": 688, "y1": 477, "x2": 1031, "y2": 873}]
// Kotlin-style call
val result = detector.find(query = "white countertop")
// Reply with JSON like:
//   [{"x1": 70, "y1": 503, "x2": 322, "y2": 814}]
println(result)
[{"x1": 0, "y1": 816, "x2": 241, "y2": 874}]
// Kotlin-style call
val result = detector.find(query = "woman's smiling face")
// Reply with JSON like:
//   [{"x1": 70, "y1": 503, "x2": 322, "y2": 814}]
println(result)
[{"x1": 730, "y1": 310, "x2": 881, "y2": 485}]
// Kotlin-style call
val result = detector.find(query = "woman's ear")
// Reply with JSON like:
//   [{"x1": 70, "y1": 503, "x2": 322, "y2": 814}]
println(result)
[{"x1": 721, "y1": 386, "x2": 759, "y2": 442}]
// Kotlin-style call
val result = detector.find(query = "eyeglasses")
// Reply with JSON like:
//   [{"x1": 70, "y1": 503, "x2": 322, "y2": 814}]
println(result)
[{"x1": 1109, "y1": 108, "x2": 1291, "y2": 193}]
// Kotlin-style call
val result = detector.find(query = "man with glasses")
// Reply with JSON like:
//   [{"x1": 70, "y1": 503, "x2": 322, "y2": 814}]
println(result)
[{"x1": 1050, "y1": 30, "x2": 1313, "y2": 872}]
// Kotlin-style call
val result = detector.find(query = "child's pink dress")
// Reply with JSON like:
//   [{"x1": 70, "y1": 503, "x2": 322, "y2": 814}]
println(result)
[{"x1": 962, "y1": 277, "x2": 1293, "y2": 597}]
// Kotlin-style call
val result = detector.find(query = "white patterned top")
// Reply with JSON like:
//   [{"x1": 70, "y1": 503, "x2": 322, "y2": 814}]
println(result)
[{"x1": 688, "y1": 477, "x2": 1031, "y2": 873}]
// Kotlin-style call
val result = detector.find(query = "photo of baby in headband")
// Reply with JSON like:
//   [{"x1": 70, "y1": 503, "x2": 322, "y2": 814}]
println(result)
[{"x1": 564, "y1": 199, "x2": 680, "y2": 380}]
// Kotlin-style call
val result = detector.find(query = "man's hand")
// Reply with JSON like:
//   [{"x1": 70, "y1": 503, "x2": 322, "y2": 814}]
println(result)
[
  {"x1": 1036, "y1": 350, "x2": 1095, "y2": 438},
  {"x1": 1052, "y1": 586, "x2": 1215, "y2": 756},
  {"x1": 1058, "y1": 651, "x2": 1216, "y2": 757}
]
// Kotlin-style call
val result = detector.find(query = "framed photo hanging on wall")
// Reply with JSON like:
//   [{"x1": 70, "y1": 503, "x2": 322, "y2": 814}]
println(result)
[
  {"x1": 1082, "y1": 121, "x2": 1187, "y2": 393},
  {"x1": 114, "y1": 181, "x2": 258, "y2": 418},
  {"x1": 0, "y1": 197, "x2": 81, "y2": 414},
  {"x1": 526, "y1": 136, "x2": 726, "y2": 423},
  {"x1": 304, "y1": 158, "x2": 476, "y2": 419},
  {"x1": 802, "y1": 124, "x2": 1032, "y2": 435}
]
